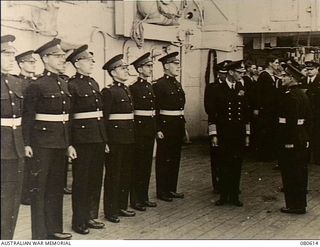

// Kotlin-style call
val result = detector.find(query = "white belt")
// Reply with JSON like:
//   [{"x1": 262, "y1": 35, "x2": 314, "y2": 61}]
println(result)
[
  {"x1": 160, "y1": 110, "x2": 184, "y2": 116},
  {"x1": 279, "y1": 117, "x2": 305, "y2": 125},
  {"x1": 35, "y1": 113, "x2": 69, "y2": 122},
  {"x1": 109, "y1": 113, "x2": 134, "y2": 120},
  {"x1": 134, "y1": 110, "x2": 156, "y2": 117},
  {"x1": 73, "y1": 111, "x2": 103, "y2": 120},
  {"x1": 1, "y1": 117, "x2": 22, "y2": 127}
]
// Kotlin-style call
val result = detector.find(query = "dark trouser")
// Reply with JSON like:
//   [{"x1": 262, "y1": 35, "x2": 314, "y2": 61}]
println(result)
[
  {"x1": 311, "y1": 126, "x2": 320, "y2": 165},
  {"x1": 72, "y1": 143, "x2": 105, "y2": 227},
  {"x1": 21, "y1": 158, "x2": 32, "y2": 205},
  {"x1": 279, "y1": 147, "x2": 308, "y2": 209},
  {"x1": 1, "y1": 158, "x2": 24, "y2": 240},
  {"x1": 64, "y1": 156, "x2": 69, "y2": 188},
  {"x1": 209, "y1": 137, "x2": 220, "y2": 191},
  {"x1": 218, "y1": 138, "x2": 244, "y2": 202},
  {"x1": 250, "y1": 116, "x2": 259, "y2": 152},
  {"x1": 30, "y1": 147, "x2": 65, "y2": 240},
  {"x1": 257, "y1": 117, "x2": 277, "y2": 161},
  {"x1": 156, "y1": 135, "x2": 183, "y2": 197},
  {"x1": 104, "y1": 143, "x2": 134, "y2": 217},
  {"x1": 131, "y1": 136, "x2": 155, "y2": 205}
]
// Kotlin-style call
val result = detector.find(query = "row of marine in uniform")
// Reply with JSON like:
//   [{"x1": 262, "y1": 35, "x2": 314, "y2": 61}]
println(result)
[
  {"x1": 204, "y1": 57, "x2": 316, "y2": 215},
  {"x1": 1, "y1": 35, "x2": 186, "y2": 240}
]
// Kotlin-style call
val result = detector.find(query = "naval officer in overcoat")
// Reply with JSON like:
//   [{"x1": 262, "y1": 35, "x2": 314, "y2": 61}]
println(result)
[
  {"x1": 210, "y1": 60, "x2": 249, "y2": 207},
  {"x1": 278, "y1": 64, "x2": 312, "y2": 214}
]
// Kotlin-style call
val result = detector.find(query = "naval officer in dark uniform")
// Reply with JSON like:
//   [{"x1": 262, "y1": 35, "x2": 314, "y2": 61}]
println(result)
[
  {"x1": 129, "y1": 52, "x2": 157, "y2": 211},
  {"x1": 204, "y1": 60, "x2": 231, "y2": 193},
  {"x1": 66, "y1": 45, "x2": 107, "y2": 234},
  {"x1": 15, "y1": 50, "x2": 37, "y2": 206},
  {"x1": 305, "y1": 61, "x2": 320, "y2": 166},
  {"x1": 1, "y1": 35, "x2": 25, "y2": 240},
  {"x1": 102, "y1": 54, "x2": 136, "y2": 223},
  {"x1": 210, "y1": 60, "x2": 249, "y2": 207},
  {"x1": 278, "y1": 64, "x2": 311, "y2": 214},
  {"x1": 23, "y1": 38, "x2": 75, "y2": 240},
  {"x1": 153, "y1": 52, "x2": 186, "y2": 202}
]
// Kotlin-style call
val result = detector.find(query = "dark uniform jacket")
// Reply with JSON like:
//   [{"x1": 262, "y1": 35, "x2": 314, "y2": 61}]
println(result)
[
  {"x1": 204, "y1": 82, "x2": 220, "y2": 124},
  {"x1": 101, "y1": 81, "x2": 134, "y2": 144},
  {"x1": 278, "y1": 85, "x2": 312, "y2": 148},
  {"x1": 306, "y1": 74, "x2": 320, "y2": 128},
  {"x1": 22, "y1": 70, "x2": 71, "y2": 149},
  {"x1": 68, "y1": 73, "x2": 107, "y2": 144},
  {"x1": 255, "y1": 71, "x2": 280, "y2": 120},
  {"x1": 18, "y1": 74, "x2": 37, "y2": 96},
  {"x1": 152, "y1": 75, "x2": 186, "y2": 137},
  {"x1": 129, "y1": 77, "x2": 156, "y2": 138},
  {"x1": 300, "y1": 74, "x2": 320, "y2": 90},
  {"x1": 210, "y1": 80, "x2": 249, "y2": 144},
  {"x1": 1, "y1": 73, "x2": 25, "y2": 159}
]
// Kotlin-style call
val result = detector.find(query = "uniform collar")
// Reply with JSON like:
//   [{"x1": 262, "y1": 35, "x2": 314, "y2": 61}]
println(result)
[
  {"x1": 19, "y1": 73, "x2": 32, "y2": 80},
  {"x1": 113, "y1": 80, "x2": 125, "y2": 87},
  {"x1": 164, "y1": 74, "x2": 175, "y2": 80},
  {"x1": 44, "y1": 69, "x2": 59, "y2": 78},
  {"x1": 76, "y1": 72, "x2": 90, "y2": 80},
  {"x1": 138, "y1": 77, "x2": 148, "y2": 83},
  {"x1": 226, "y1": 78, "x2": 236, "y2": 89}
]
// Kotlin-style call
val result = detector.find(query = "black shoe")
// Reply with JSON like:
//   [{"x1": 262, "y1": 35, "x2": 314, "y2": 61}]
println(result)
[
  {"x1": 231, "y1": 200, "x2": 243, "y2": 207},
  {"x1": 47, "y1": 232, "x2": 72, "y2": 240},
  {"x1": 157, "y1": 195, "x2": 173, "y2": 202},
  {"x1": 169, "y1": 191, "x2": 184, "y2": 198},
  {"x1": 280, "y1": 207, "x2": 306, "y2": 214},
  {"x1": 64, "y1": 187, "x2": 72, "y2": 195},
  {"x1": 215, "y1": 199, "x2": 227, "y2": 206},
  {"x1": 21, "y1": 200, "x2": 31, "y2": 206},
  {"x1": 144, "y1": 201, "x2": 157, "y2": 207},
  {"x1": 119, "y1": 209, "x2": 136, "y2": 217},
  {"x1": 131, "y1": 203, "x2": 146, "y2": 211},
  {"x1": 105, "y1": 215, "x2": 120, "y2": 223},
  {"x1": 87, "y1": 219, "x2": 105, "y2": 229},
  {"x1": 72, "y1": 224, "x2": 89, "y2": 235}
]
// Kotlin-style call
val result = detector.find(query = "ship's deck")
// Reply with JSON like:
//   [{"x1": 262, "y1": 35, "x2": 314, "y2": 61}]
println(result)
[{"x1": 14, "y1": 141, "x2": 320, "y2": 240}]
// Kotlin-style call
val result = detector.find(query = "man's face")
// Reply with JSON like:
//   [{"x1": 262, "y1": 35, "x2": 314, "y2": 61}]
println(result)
[
  {"x1": 270, "y1": 59, "x2": 280, "y2": 71},
  {"x1": 257, "y1": 66, "x2": 263, "y2": 74},
  {"x1": 44, "y1": 53, "x2": 66, "y2": 72},
  {"x1": 1, "y1": 51, "x2": 15, "y2": 73},
  {"x1": 281, "y1": 73, "x2": 292, "y2": 86},
  {"x1": 306, "y1": 67, "x2": 319, "y2": 77},
  {"x1": 138, "y1": 63, "x2": 153, "y2": 78},
  {"x1": 218, "y1": 72, "x2": 227, "y2": 81},
  {"x1": 233, "y1": 70, "x2": 243, "y2": 81},
  {"x1": 248, "y1": 65, "x2": 257, "y2": 76},
  {"x1": 112, "y1": 65, "x2": 129, "y2": 82},
  {"x1": 19, "y1": 60, "x2": 36, "y2": 74},
  {"x1": 165, "y1": 61, "x2": 180, "y2": 77},
  {"x1": 75, "y1": 58, "x2": 95, "y2": 75}
]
